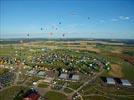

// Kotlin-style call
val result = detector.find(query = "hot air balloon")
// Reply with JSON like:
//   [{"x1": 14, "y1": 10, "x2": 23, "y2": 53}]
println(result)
[
  {"x1": 49, "y1": 32, "x2": 53, "y2": 35},
  {"x1": 59, "y1": 22, "x2": 61, "y2": 25},
  {"x1": 62, "y1": 34, "x2": 65, "y2": 37},
  {"x1": 27, "y1": 34, "x2": 29, "y2": 37},
  {"x1": 41, "y1": 27, "x2": 43, "y2": 30},
  {"x1": 88, "y1": 17, "x2": 90, "y2": 20}
]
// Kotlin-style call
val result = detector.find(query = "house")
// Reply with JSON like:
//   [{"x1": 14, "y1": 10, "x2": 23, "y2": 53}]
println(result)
[
  {"x1": 106, "y1": 77, "x2": 115, "y2": 85},
  {"x1": 121, "y1": 79, "x2": 132, "y2": 86}
]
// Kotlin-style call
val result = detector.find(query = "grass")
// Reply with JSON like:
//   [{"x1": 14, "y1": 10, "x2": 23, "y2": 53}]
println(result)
[
  {"x1": 96, "y1": 86, "x2": 134, "y2": 95},
  {"x1": 53, "y1": 79, "x2": 65, "y2": 86},
  {"x1": 0, "y1": 86, "x2": 27, "y2": 100},
  {"x1": 67, "y1": 81, "x2": 83, "y2": 90},
  {"x1": 111, "y1": 96, "x2": 134, "y2": 100},
  {"x1": 81, "y1": 85, "x2": 134, "y2": 100},
  {"x1": 63, "y1": 88, "x2": 73, "y2": 93},
  {"x1": 43, "y1": 91, "x2": 67, "y2": 100},
  {"x1": 79, "y1": 80, "x2": 134, "y2": 99},
  {"x1": 25, "y1": 76, "x2": 42, "y2": 86},
  {"x1": 0, "y1": 68, "x2": 9, "y2": 75},
  {"x1": 0, "y1": 46, "x2": 15, "y2": 56},
  {"x1": 83, "y1": 95, "x2": 108, "y2": 100},
  {"x1": 123, "y1": 51, "x2": 134, "y2": 56},
  {"x1": 38, "y1": 82, "x2": 49, "y2": 88},
  {"x1": 100, "y1": 51, "x2": 134, "y2": 80},
  {"x1": 121, "y1": 61, "x2": 134, "y2": 80},
  {"x1": 95, "y1": 44, "x2": 116, "y2": 52}
]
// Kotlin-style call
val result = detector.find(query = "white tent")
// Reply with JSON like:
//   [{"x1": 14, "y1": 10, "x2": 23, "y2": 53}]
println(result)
[
  {"x1": 59, "y1": 73, "x2": 67, "y2": 79},
  {"x1": 106, "y1": 78, "x2": 115, "y2": 85},
  {"x1": 72, "y1": 75, "x2": 79, "y2": 80},
  {"x1": 121, "y1": 79, "x2": 132, "y2": 86}
]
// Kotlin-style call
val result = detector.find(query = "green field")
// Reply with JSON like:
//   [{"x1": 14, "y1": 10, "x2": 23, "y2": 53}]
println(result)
[
  {"x1": 64, "y1": 88, "x2": 73, "y2": 93},
  {"x1": 0, "y1": 86, "x2": 28, "y2": 100},
  {"x1": 43, "y1": 91, "x2": 67, "y2": 100},
  {"x1": 38, "y1": 82, "x2": 49, "y2": 88},
  {"x1": 0, "y1": 68, "x2": 9, "y2": 75},
  {"x1": 67, "y1": 81, "x2": 83, "y2": 90}
]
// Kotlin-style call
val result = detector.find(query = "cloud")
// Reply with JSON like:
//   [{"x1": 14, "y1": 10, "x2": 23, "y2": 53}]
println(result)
[{"x1": 118, "y1": 16, "x2": 130, "y2": 20}]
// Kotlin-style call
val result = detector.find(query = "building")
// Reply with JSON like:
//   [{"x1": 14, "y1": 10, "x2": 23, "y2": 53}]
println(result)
[
  {"x1": 106, "y1": 77, "x2": 115, "y2": 85},
  {"x1": 71, "y1": 75, "x2": 79, "y2": 81},
  {"x1": 121, "y1": 79, "x2": 132, "y2": 86},
  {"x1": 28, "y1": 70, "x2": 37, "y2": 76},
  {"x1": 37, "y1": 71, "x2": 46, "y2": 78},
  {"x1": 59, "y1": 73, "x2": 67, "y2": 79}
]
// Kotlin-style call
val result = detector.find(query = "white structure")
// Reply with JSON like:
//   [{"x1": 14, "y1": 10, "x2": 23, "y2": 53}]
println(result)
[
  {"x1": 59, "y1": 73, "x2": 67, "y2": 79},
  {"x1": 121, "y1": 79, "x2": 132, "y2": 86},
  {"x1": 28, "y1": 70, "x2": 37, "y2": 76},
  {"x1": 37, "y1": 71, "x2": 46, "y2": 78},
  {"x1": 72, "y1": 75, "x2": 79, "y2": 81},
  {"x1": 106, "y1": 78, "x2": 115, "y2": 85}
]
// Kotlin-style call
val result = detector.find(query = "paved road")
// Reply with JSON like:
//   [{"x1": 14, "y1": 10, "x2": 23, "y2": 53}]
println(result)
[{"x1": 14, "y1": 72, "x2": 19, "y2": 85}]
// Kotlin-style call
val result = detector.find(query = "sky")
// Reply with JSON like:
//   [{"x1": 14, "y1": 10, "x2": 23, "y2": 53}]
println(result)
[{"x1": 0, "y1": 0, "x2": 134, "y2": 39}]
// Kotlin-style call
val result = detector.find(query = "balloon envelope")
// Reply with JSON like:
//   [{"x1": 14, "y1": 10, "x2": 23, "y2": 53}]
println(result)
[{"x1": 41, "y1": 28, "x2": 43, "y2": 30}]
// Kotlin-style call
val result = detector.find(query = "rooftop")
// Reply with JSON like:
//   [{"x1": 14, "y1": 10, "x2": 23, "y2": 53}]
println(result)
[
  {"x1": 59, "y1": 73, "x2": 67, "y2": 79},
  {"x1": 121, "y1": 79, "x2": 132, "y2": 86},
  {"x1": 37, "y1": 71, "x2": 46, "y2": 76},
  {"x1": 72, "y1": 75, "x2": 79, "y2": 80},
  {"x1": 106, "y1": 77, "x2": 115, "y2": 85}
]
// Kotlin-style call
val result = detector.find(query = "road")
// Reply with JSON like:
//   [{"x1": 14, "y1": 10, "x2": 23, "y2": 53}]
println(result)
[{"x1": 68, "y1": 70, "x2": 105, "y2": 100}]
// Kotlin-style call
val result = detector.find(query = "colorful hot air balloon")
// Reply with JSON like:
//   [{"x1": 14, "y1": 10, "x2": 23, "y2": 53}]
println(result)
[{"x1": 49, "y1": 32, "x2": 53, "y2": 35}]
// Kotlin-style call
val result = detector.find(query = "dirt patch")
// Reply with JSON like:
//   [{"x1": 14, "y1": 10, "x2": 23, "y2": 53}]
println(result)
[
  {"x1": 87, "y1": 47, "x2": 100, "y2": 53},
  {"x1": 109, "y1": 64, "x2": 123, "y2": 78},
  {"x1": 111, "y1": 49, "x2": 122, "y2": 54}
]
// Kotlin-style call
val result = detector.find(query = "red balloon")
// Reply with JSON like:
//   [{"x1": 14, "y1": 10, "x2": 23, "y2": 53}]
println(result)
[{"x1": 49, "y1": 32, "x2": 53, "y2": 35}]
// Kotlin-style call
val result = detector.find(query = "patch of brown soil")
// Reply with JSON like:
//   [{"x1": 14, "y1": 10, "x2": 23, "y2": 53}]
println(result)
[{"x1": 109, "y1": 64, "x2": 123, "y2": 78}]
